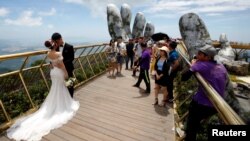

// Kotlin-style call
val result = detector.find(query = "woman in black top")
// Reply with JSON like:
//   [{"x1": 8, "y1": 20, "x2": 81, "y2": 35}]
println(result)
[{"x1": 153, "y1": 46, "x2": 171, "y2": 107}]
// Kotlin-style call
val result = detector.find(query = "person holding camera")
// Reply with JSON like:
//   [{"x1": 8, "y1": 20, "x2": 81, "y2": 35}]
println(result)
[{"x1": 7, "y1": 34, "x2": 79, "y2": 141}]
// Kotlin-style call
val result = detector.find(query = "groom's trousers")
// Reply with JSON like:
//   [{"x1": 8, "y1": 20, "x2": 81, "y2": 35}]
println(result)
[{"x1": 68, "y1": 70, "x2": 74, "y2": 98}]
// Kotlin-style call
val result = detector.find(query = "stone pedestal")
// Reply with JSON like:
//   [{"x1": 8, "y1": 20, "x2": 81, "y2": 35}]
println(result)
[{"x1": 223, "y1": 61, "x2": 249, "y2": 76}]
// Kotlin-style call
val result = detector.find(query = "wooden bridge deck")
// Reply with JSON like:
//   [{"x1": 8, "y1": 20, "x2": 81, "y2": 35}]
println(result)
[{"x1": 0, "y1": 69, "x2": 175, "y2": 141}]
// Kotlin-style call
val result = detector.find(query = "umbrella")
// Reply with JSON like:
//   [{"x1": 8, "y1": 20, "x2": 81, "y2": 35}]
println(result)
[{"x1": 151, "y1": 32, "x2": 169, "y2": 42}]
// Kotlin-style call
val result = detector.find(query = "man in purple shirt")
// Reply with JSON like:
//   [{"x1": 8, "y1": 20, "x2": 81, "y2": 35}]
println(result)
[
  {"x1": 181, "y1": 44, "x2": 228, "y2": 141},
  {"x1": 133, "y1": 42, "x2": 151, "y2": 93}
]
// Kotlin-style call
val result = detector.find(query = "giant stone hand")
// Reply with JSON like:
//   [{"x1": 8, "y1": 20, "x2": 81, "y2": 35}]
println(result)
[
  {"x1": 107, "y1": 3, "x2": 155, "y2": 41},
  {"x1": 179, "y1": 13, "x2": 212, "y2": 59}
]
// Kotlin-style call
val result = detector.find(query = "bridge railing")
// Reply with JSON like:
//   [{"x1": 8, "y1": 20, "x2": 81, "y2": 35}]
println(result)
[
  {"x1": 0, "y1": 43, "x2": 109, "y2": 132},
  {"x1": 173, "y1": 41, "x2": 247, "y2": 141}
]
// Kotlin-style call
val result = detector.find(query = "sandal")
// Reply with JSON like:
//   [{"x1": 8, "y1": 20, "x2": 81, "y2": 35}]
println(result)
[
  {"x1": 152, "y1": 98, "x2": 158, "y2": 105},
  {"x1": 159, "y1": 100, "x2": 167, "y2": 107}
]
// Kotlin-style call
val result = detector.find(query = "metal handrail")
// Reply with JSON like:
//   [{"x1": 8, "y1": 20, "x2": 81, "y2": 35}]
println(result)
[
  {"x1": 212, "y1": 41, "x2": 250, "y2": 49},
  {"x1": 0, "y1": 50, "x2": 48, "y2": 61}
]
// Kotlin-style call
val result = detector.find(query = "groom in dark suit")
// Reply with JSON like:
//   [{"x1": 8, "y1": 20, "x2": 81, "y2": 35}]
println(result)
[{"x1": 52, "y1": 32, "x2": 75, "y2": 98}]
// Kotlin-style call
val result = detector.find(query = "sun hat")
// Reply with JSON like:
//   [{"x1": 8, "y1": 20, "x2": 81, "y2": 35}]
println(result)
[
  {"x1": 158, "y1": 40, "x2": 166, "y2": 44},
  {"x1": 159, "y1": 46, "x2": 169, "y2": 54}
]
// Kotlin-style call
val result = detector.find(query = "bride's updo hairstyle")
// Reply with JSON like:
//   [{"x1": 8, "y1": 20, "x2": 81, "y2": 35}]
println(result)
[{"x1": 44, "y1": 40, "x2": 54, "y2": 49}]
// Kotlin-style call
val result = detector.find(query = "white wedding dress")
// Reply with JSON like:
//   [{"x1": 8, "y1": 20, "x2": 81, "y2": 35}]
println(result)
[{"x1": 7, "y1": 52, "x2": 80, "y2": 141}]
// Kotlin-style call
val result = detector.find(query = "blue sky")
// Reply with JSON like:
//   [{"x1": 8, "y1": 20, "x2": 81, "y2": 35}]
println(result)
[{"x1": 0, "y1": 0, "x2": 250, "y2": 46}]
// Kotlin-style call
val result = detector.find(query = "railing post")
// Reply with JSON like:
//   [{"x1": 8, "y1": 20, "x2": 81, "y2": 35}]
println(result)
[
  {"x1": 98, "y1": 45, "x2": 108, "y2": 66},
  {"x1": 18, "y1": 56, "x2": 36, "y2": 109},
  {"x1": 39, "y1": 55, "x2": 50, "y2": 90},
  {"x1": 74, "y1": 48, "x2": 88, "y2": 80},
  {"x1": 20, "y1": 56, "x2": 29, "y2": 70},
  {"x1": 19, "y1": 73, "x2": 36, "y2": 108},
  {"x1": 86, "y1": 47, "x2": 95, "y2": 75},
  {"x1": 0, "y1": 100, "x2": 11, "y2": 122},
  {"x1": 40, "y1": 67, "x2": 50, "y2": 90},
  {"x1": 92, "y1": 46, "x2": 102, "y2": 73}
]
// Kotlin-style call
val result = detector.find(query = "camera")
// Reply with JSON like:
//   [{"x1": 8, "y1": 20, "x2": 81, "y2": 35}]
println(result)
[{"x1": 193, "y1": 55, "x2": 197, "y2": 59}]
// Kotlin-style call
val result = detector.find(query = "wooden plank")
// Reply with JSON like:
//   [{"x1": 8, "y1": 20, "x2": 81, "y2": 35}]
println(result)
[
  {"x1": 71, "y1": 117, "x2": 138, "y2": 141},
  {"x1": 41, "y1": 138, "x2": 49, "y2": 141},
  {"x1": 77, "y1": 94, "x2": 173, "y2": 126},
  {"x1": 62, "y1": 124, "x2": 101, "y2": 141},
  {"x1": 83, "y1": 83, "x2": 159, "y2": 105},
  {"x1": 78, "y1": 102, "x2": 172, "y2": 133},
  {"x1": 77, "y1": 95, "x2": 171, "y2": 126},
  {"x1": 76, "y1": 107, "x2": 167, "y2": 141},
  {"x1": 62, "y1": 122, "x2": 118, "y2": 141},
  {"x1": 0, "y1": 134, "x2": 50, "y2": 141},
  {"x1": 76, "y1": 95, "x2": 174, "y2": 139},
  {"x1": 0, "y1": 135, "x2": 10, "y2": 141},
  {"x1": 78, "y1": 102, "x2": 167, "y2": 132},
  {"x1": 43, "y1": 133, "x2": 66, "y2": 141},
  {"x1": 51, "y1": 129, "x2": 84, "y2": 141},
  {"x1": 83, "y1": 77, "x2": 171, "y2": 106},
  {"x1": 80, "y1": 88, "x2": 173, "y2": 120}
]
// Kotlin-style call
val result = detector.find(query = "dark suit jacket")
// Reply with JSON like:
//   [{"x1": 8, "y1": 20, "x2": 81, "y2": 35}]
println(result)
[{"x1": 62, "y1": 43, "x2": 74, "y2": 75}]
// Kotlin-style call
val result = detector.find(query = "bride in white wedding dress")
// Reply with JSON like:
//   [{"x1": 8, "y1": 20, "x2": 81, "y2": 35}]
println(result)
[{"x1": 7, "y1": 41, "x2": 80, "y2": 141}]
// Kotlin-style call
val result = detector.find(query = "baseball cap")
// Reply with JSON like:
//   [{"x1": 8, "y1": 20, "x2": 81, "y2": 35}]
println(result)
[{"x1": 199, "y1": 44, "x2": 217, "y2": 57}]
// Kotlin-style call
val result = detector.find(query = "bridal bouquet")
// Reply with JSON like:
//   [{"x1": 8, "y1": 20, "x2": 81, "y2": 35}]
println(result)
[{"x1": 65, "y1": 77, "x2": 77, "y2": 87}]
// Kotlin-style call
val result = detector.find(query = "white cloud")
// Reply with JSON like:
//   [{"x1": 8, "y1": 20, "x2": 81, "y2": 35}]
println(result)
[
  {"x1": 65, "y1": 0, "x2": 85, "y2": 5},
  {"x1": 4, "y1": 11, "x2": 42, "y2": 26},
  {"x1": 38, "y1": 8, "x2": 56, "y2": 16},
  {"x1": 47, "y1": 24, "x2": 54, "y2": 29},
  {"x1": 0, "y1": 7, "x2": 9, "y2": 17},
  {"x1": 63, "y1": 0, "x2": 250, "y2": 19},
  {"x1": 206, "y1": 13, "x2": 222, "y2": 17},
  {"x1": 64, "y1": 0, "x2": 152, "y2": 17},
  {"x1": 144, "y1": 0, "x2": 250, "y2": 16},
  {"x1": 150, "y1": 13, "x2": 176, "y2": 18}
]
